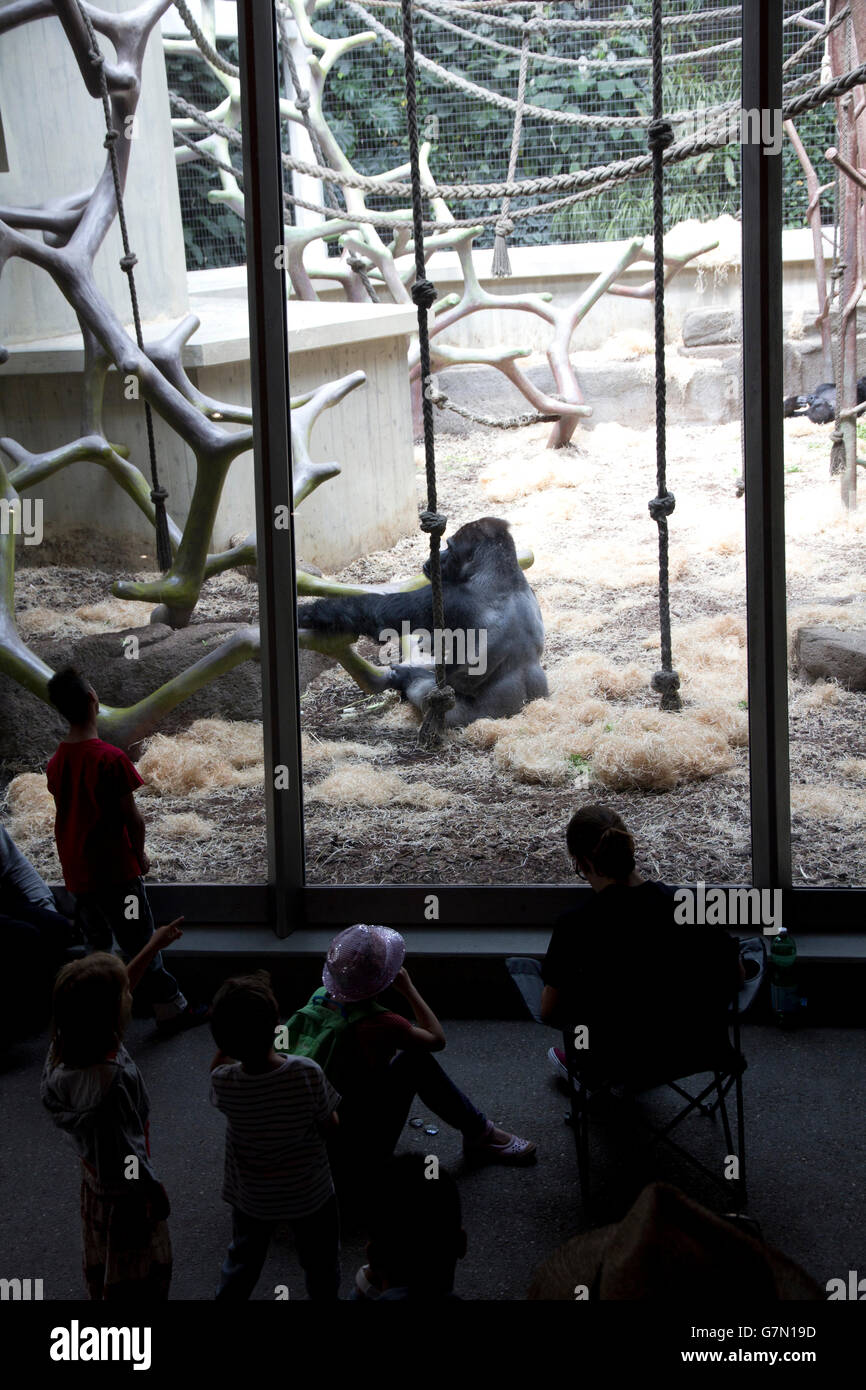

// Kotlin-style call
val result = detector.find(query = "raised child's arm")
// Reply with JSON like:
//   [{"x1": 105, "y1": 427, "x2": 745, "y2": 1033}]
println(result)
[{"x1": 126, "y1": 918, "x2": 184, "y2": 992}]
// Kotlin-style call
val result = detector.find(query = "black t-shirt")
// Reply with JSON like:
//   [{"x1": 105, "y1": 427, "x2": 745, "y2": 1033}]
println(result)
[
  {"x1": 543, "y1": 881, "x2": 678, "y2": 991},
  {"x1": 542, "y1": 882, "x2": 739, "y2": 1082}
]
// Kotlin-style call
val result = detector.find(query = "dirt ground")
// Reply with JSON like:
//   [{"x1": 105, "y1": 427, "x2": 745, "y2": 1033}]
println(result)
[{"x1": 5, "y1": 412, "x2": 866, "y2": 889}]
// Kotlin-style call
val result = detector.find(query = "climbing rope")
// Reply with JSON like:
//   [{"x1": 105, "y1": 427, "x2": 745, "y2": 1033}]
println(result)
[
  {"x1": 491, "y1": 5, "x2": 535, "y2": 276},
  {"x1": 400, "y1": 0, "x2": 455, "y2": 749},
  {"x1": 170, "y1": 0, "x2": 240, "y2": 77},
  {"x1": 169, "y1": 56, "x2": 858, "y2": 208},
  {"x1": 348, "y1": 1, "x2": 662, "y2": 129},
  {"x1": 350, "y1": 0, "x2": 849, "y2": 137},
  {"x1": 76, "y1": 0, "x2": 172, "y2": 572},
  {"x1": 363, "y1": 1, "x2": 748, "y2": 32},
  {"x1": 426, "y1": 381, "x2": 560, "y2": 429},
  {"x1": 829, "y1": 14, "x2": 854, "y2": 481},
  {"x1": 170, "y1": 95, "x2": 640, "y2": 229},
  {"x1": 647, "y1": 0, "x2": 680, "y2": 715},
  {"x1": 411, "y1": 2, "x2": 743, "y2": 71},
  {"x1": 274, "y1": 6, "x2": 380, "y2": 299},
  {"x1": 275, "y1": 5, "x2": 341, "y2": 214},
  {"x1": 363, "y1": 1, "x2": 824, "y2": 35}
]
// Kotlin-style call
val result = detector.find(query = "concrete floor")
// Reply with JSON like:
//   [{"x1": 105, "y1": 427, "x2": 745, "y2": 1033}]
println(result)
[{"x1": 1, "y1": 1017, "x2": 863, "y2": 1300}]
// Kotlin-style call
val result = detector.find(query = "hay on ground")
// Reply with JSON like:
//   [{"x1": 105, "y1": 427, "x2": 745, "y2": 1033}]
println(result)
[
  {"x1": 156, "y1": 812, "x2": 217, "y2": 839},
  {"x1": 4, "y1": 773, "x2": 55, "y2": 841},
  {"x1": 73, "y1": 598, "x2": 156, "y2": 630},
  {"x1": 591, "y1": 718, "x2": 734, "y2": 791},
  {"x1": 301, "y1": 735, "x2": 383, "y2": 766},
  {"x1": 837, "y1": 757, "x2": 866, "y2": 780},
  {"x1": 307, "y1": 764, "x2": 450, "y2": 809},
  {"x1": 790, "y1": 679, "x2": 846, "y2": 713},
  {"x1": 138, "y1": 722, "x2": 264, "y2": 797},
  {"x1": 791, "y1": 784, "x2": 866, "y2": 825}
]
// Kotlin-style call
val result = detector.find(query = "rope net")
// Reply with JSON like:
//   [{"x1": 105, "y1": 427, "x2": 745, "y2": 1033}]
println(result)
[{"x1": 164, "y1": 0, "x2": 839, "y2": 272}]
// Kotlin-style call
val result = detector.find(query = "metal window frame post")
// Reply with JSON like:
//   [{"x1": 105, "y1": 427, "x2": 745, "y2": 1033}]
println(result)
[
  {"x1": 741, "y1": 0, "x2": 792, "y2": 891},
  {"x1": 237, "y1": 0, "x2": 305, "y2": 935}
]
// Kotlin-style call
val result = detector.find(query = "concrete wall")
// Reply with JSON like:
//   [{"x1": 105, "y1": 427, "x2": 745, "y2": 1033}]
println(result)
[
  {"x1": 0, "y1": 0, "x2": 188, "y2": 342},
  {"x1": 190, "y1": 227, "x2": 827, "y2": 351},
  {"x1": 1, "y1": 299, "x2": 418, "y2": 572},
  {"x1": 1, "y1": 223, "x2": 839, "y2": 573}
]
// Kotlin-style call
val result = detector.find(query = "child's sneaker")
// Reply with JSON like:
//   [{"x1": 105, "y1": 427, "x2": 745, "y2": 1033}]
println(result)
[
  {"x1": 354, "y1": 1264, "x2": 382, "y2": 1300},
  {"x1": 548, "y1": 1045, "x2": 570, "y2": 1082}
]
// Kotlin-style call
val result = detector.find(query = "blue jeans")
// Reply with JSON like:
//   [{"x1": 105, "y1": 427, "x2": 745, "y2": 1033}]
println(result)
[
  {"x1": 0, "y1": 823, "x2": 58, "y2": 916},
  {"x1": 216, "y1": 1195, "x2": 340, "y2": 1301},
  {"x1": 505, "y1": 956, "x2": 547, "y2": 1024},
  {"x1": 335, "y1": 1048, "x2": 488, "y2": 1178},
  {"x1": 75, "y1": 878, "x2": 186, "y2": 1021}
]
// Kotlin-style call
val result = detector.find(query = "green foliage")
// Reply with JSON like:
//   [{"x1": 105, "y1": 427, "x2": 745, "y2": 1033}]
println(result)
[
  {"x1": 165, "y1": 43, "x2": 246, "y2": 271},
  {"x1": 169, "y1": 2, "x2": 839, "y2": 268}
]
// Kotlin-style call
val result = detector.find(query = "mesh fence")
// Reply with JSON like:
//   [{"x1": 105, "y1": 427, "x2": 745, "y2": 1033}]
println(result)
[{"x1": 164, "y1": 0, "x2": 842, "y2": 272}]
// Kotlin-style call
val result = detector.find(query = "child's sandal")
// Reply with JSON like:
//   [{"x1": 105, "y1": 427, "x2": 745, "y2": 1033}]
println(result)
[{"x1": 464, "y1": 1120, "x2": 537, "y2": 1166}]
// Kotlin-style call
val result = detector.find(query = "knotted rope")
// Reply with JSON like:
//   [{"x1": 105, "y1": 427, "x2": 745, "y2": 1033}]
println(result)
[
  {"x1": 400, "y1": 0, "x2": 454, "y2": 748},
  {"x1": 76, "y1": 0, "x2": 171, "y2": 572},
  {"x1": 648, "y1": 0, "x2": 680, "y2": 713},
  {"x1": 167, "y1": 60, "x2": 866, "y2": 206},
  {"x1": 276, "y1": 5, "x2": 341, "y2": 214},
  {"x1": 491, "y1": 7, "x2": 536, "y2": 277},
  {"x1": 172, "y1": 0, "x2": 239, "y2": 77},
  {"x1": 830, "y1": 18, "x2": 855, "y2": 487}
]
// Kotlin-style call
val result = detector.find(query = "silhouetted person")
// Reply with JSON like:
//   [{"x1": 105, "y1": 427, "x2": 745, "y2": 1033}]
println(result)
[{"x1": 358, "y1": 1154, "x2": 466, "y2": 1300}]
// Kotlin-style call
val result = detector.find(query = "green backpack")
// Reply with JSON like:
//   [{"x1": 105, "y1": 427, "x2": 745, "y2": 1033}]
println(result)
[{"x1": 275, "y1": 988, "x2": 388, "y2": 1083}]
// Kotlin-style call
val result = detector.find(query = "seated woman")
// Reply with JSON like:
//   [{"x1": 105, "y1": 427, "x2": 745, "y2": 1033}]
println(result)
[
  {"x1": 542, "y1": 806, "x2": 673, "y2": 999},
  {"x1": 508, "y1": 811, "x2": 745, "y2": 1078},
  {"x1": 306, "y1": 925, "x2": 536, "y2": 1188}
]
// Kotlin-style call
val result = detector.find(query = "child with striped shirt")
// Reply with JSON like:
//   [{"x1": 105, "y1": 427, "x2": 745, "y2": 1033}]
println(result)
[{"x1": 210, "y1": 972, "x2": 341, "y2": 1300}]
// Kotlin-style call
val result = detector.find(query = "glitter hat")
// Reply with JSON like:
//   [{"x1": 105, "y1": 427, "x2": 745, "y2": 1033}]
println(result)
[{"x1": 322, "y1": 924, "x2": 406, "y2": 1003}]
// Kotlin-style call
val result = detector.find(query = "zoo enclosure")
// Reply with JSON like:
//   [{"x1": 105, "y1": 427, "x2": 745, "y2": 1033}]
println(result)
[{"x1": 141, "y1": 0, "x2": 863, "y2": 938}]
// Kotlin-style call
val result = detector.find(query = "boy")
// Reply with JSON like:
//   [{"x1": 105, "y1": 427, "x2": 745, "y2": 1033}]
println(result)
[
  {"x1": 210, "y1": 973, "x2": 341, "y2": 1300},
  {"x1": 356, "y1": 1154, "x2": 467, "y2": 1300},
  {"x1": 45, "y1": 666, "x2": 205, "y2": 1033}
]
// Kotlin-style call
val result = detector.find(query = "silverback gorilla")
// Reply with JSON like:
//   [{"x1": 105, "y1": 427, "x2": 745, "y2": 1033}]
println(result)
[{"x1": 298, "y1": 517, "x2": 548, "y2": 727}]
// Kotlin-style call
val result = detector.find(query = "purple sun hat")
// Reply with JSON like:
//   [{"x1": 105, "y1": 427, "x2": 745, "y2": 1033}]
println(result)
[{"x1": 322, "y1": 924, "x2": 406, "y2": 1003}]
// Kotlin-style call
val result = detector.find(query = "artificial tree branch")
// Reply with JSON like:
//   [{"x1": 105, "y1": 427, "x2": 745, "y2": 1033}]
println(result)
[
  {"x1": 98, "y1": 624, "x2": 261, "y2": 749},
  {"x1": 290, "y1": 369, "x2": 367, "y2": 505}
]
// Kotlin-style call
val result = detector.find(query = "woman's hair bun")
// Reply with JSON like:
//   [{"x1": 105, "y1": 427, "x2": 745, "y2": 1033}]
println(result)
[{"x1": 591, "y1": 826, "x2": 636, "y2": 880}]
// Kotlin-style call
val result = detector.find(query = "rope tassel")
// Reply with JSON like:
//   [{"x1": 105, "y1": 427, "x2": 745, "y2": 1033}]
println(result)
[
  {"x1": 830, "y1": 427, "x2": 846, "y2": 477},
  {"x1": 491, "y1": 215, "x2": 514, "y2": 278},
  {"x1": 491, "y1": 8, "x2": 535, "y2": 278},
  {"x1": 151, "y1": 481, "x2": 172, "y2": 573}
]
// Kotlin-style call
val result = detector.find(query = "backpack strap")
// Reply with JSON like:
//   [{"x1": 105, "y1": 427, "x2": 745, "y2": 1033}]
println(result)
[{"x1": 312, "y1": 989, "x2": 390, "y2": 1026}]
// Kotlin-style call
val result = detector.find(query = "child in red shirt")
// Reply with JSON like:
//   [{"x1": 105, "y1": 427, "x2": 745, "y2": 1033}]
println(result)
[{"x1": 46, "y1": 667, "x2": 205, "y2": 1033}]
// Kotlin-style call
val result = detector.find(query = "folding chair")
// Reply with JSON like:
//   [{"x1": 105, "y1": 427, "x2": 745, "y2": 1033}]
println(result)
[{"x1": 563, "y1": 927, "x2": 747, "y2": 1216}]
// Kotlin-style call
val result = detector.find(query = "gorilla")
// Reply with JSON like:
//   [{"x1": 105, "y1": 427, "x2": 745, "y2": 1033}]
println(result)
[
  {"x1": 298, "y1": 516, "x2": 548, "y2": 728},
  {"x1": 784, "y1": 377, "x2": 866, "y2": 424}
]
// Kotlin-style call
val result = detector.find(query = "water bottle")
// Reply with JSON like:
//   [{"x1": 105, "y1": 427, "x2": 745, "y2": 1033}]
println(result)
[{"x1": 769, "y1": 928, "x2": 801, "y2": 1026}]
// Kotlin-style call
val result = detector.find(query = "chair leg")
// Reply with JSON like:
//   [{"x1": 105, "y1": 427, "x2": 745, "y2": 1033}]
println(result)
[
  {"x1": 704, "y1": 1072, "x2": 734, "y2": 1117},
  {"x1": 735, "y1": 1067, "x2": 747, "y2": 1208},
  {"x1": 577, "y1": 1087, "x2": 591, "y2": 1211},
  {"x1": 670, "y1": 1078, "x2": 714, "y2": 1117},
  {"x1": 714, "y1": 1071, "x2": 735, "y2": 1155},
  {"x1": 568, "y1": 1075, "x2": 592, "y2": 1216}
]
